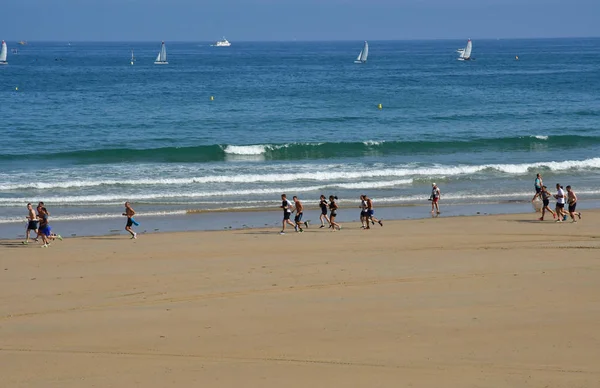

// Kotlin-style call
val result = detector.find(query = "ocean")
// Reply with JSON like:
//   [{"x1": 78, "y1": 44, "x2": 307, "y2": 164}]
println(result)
[{"x1": 1, "y1": 38, "x2": 600, "y2": 236}]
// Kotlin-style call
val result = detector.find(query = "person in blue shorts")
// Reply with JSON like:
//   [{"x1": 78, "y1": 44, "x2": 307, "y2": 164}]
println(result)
[{"x1": 364, "y1": 195, "x2": 383, "y2": 229}]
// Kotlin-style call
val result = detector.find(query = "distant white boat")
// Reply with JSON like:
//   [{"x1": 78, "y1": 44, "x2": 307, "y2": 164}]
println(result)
[
  {"x1": 457, "y1": 39, "x2": 472, "y2": 61},
  {"x1": 0, "y1": 41, "x2": 8, "y2": 65},
  {"x1": 214, "y1": 37, "x2": 231, "y2": 47},
  {"x1": 154, "y1": 41, "x2": 168, "y2": 65},
  {"x1": 354, "y1": 41, "x2": 369, "y2": 63},
  {"x1": 130, "y1": 49, "x2": 135, "y2": 65}
]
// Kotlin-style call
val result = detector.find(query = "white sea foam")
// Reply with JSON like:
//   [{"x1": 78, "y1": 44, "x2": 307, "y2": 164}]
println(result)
[
  {"x1": 363, "y1": 140, "x2": 383, "y2": 146},
  {"x1": 222, "y1": 145, "x2": 269, "y2": 155},
  {"x1": 532, "y1": 135, "x2": 549, "y2": 140},
  {"x1": 2, "y1": 157, "x2": 600, "y2": 191}
]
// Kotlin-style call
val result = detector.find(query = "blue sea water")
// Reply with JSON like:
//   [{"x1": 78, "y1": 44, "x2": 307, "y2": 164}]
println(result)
[{"x1": 1, "y1": 39, "x2": 600, "y2": 230}]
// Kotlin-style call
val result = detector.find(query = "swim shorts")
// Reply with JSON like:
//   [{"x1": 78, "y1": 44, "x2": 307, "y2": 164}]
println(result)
[
  {"x1": 568, "y1": 203, "x2": 577, "y2": 213},
  {"x1": 294, "y1": 212, "x2": 303, "y2": 223},
  {"x1": 283, "y1": 212, "x2": 291, "y2": 221},
  {"x1": 27, "y1": 221, "x2": 39, "y2": 231},
  {"x1": 126, "y1": 218, "x2": 134, "y2": 227},
  {"x1": 543, "y1": 199, "x2": 549, "y2": 207},
  {"x1": 40, "y1": 225, "x2": 52, "y2": 236}
]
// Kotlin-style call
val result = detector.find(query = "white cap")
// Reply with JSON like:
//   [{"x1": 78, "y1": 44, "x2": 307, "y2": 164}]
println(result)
[{"x1": 432, "y1": 182, "x2": 436, "y2": 186}]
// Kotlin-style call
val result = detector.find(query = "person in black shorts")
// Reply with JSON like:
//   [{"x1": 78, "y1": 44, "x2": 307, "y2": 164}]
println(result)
[
  {"x1": 123, "y1": 202, "x2": 137, "y2": 239},
  {"x1": 538, "y1": 186, "x2": 556, "y2": 221},
  {"x1": 328, "y1": 195, "x2": 341, "y2": 231},
  {"x1": 23, "y1": 202, "x2": 39, "y2": 244},
  {"x1": 566, "y1": 185, "x2": 582, "y2": 222},
  {"x1": 280, "y1": 194, "x2": 296, "y2": 234},
  {"x1": 318, "y1": 194, "x2": 330, "y2": 228}
]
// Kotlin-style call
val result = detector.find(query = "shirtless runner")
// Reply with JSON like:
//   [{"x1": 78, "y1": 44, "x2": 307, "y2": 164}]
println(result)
[
  {"x1": 123, "y1": 202, "x2": 137, "y2": 239},
  {"x1": 364, "y1": 195, "x2": 383, "y2": 229},
  {"x1": 23, "y1": 203, "x2": 39, "y2": 244}
]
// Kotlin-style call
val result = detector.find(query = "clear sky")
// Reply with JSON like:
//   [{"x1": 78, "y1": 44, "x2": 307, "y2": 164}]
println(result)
[{"x1": 2, "y1": 0, "x2": 599, "y2": 41}]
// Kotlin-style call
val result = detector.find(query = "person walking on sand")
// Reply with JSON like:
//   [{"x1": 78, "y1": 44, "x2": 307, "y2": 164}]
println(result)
[
  {"x1": 364, "y1": 195, "x2": 383, "y2": 229},
  {"x1": 23, "y1": 203, "x2": 39, "y2": 244},
  {"x1": 280, "y1": 194, "x2": 296, "y2": 234},
  {"x1": 554, "y1": 184, "x2": 567, "y2": 222},
  {"x1": 318, "y1": 195, "x2": 330, "y2": 228},
  {"x1": 292, "y1": 196, "x2": 309, "y2": 232},
  {"x1": 123, "y1": 202, "x2": 137, "y2": 239},
  {"x1": 430, "y1": 183, "x2": 441, "y2": 214},
  {"x1": 329, "y1": 195, "x2": 341, "y2": 231},
  {"x1": 359, "y1": 195, "x2": 368, "y2": 228},
  {"x1": 566, "y1": 185, "x2": 582, "y2": 223},
  {"x1": 532, "y1": 173, "x2": 543, "y2": 202},
  {"x1": 538, "y1": 186, "x2": 556, "y2": 221}
]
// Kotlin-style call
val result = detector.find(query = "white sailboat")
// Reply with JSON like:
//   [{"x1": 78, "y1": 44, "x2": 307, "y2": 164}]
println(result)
[
  {"x1": 457, "y1": 39, "x2": 472, "y2": 61},
  {"x1": 154, "y1": 41, "x2": 168, "y2": 65},
  {"x1": 354, "y1": 41, "x2": 369, "y2": 64},
  {"x1": 130, "y1": 49, "x2": 135, "y2": 65},
  {"x1": 0, "y1": 41, "x2": 8, "y2": 65}
]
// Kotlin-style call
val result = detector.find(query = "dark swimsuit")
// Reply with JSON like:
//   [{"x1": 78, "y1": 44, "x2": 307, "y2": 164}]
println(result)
[
  {"x1": 320, "y1": 200, "x2": 328, "y2": 215},
  {"x1": 329, "y1": 201, "x2": 337, "y2": 217}
]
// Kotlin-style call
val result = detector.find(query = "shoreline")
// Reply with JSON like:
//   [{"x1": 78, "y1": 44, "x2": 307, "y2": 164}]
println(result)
[{"x1": 2, "y1": 200, "x2": 597, "y2": 241}]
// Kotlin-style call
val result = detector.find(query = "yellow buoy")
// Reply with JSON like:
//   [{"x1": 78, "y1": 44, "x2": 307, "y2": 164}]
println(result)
[
  {"x1": 378, "y1": 103, "x2": 382, "y2": 109},
  {"x1": 210, "y1": 96, "x2": 214, "y2": 101}
]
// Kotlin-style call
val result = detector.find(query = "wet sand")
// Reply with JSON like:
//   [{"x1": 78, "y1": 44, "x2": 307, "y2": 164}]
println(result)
[{"x1": 1, "y1": 212, "x2": 599, "y2": 387}]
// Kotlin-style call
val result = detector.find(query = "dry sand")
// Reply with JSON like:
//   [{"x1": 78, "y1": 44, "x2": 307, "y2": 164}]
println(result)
[{"x1": 1, "y1": 212, "x2": 599, "y2": 387}]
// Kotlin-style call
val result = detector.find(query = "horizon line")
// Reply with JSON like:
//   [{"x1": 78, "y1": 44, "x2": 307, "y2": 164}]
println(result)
[{"x1": 5, "y1": 36, "x2": 600, "y2": 43}]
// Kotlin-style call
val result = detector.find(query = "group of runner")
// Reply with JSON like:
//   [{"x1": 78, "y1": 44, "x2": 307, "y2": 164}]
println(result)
[
  {"x1": 279, "y1": 193, "x2": 384, "y2": 235},
  {"x1": 23, "y1": 202, "x2": 63, "y2": 247},
  {"x1": 532, "y1": 173, "x2": 582, "y2": 223}
]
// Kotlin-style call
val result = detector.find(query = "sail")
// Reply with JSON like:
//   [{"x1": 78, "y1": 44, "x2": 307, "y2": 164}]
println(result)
[
  {"x1": 356, "y1": 50, "x2": 362, "y2": 62},
  {"x1": 160, "y1": 42, "x2": 167, "y2": 62},
  {"x1": 0, "y1": 41, "x2": 7, "y2": 62},
  {"x1": 155, "y1": 52, "x2": 161, "y2": 62},
  {"x1": 360, "y1": 41, "x2": 369, "y2": 62},
  {"x1": 464, "y1": 39, "x2": 472, "y2": 59}
]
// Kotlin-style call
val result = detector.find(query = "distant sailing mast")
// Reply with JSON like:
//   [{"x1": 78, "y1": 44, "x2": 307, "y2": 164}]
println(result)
[
  {"x1": 0, "y1": 41, "x2": 8, "y2": 65},
  {"x1": 131, "y1": 49, "x2": 135, "y2": 65},
  {"x1": 354, "y1": 41, "x2": 369, "y2": 64},
  {"x1": 457, "y1": 39, "x2": 472, "y2": 61},
  {"x1": 154, "y1": 41, "x2": 168, "y2": 65}
]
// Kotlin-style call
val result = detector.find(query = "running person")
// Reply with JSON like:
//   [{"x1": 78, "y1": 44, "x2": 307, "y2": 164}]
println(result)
[
  {"x1": 532, "y1": 173, "x2": 543, "y2": 202},
  {"x1": 328, "y1": 195, "x2": 341, "y2": 231},
  {"x1": 566, "y1": 185, "x2": 582, "y2": 222},
  {"x1": 280, "y1": 194, "x2": 296, "y2": 234},
  {"x1": 292, "y1": 196, "x2": 308, "y2": 232},
  {"x1": 538, "y1": 186, "x2": 556, "y2": 221},
  {"x1": 37, "y1": 207, "x2": 62, "y2": 247},
  {"x1": 23, "y1": 203, "x2": 39, "y2": 244},
  {"x1": 359, "y1": 195, "x2": 368, "y2": 228},
  {"x1": 430, "y1": 183, "x2": 441, "y2": 214},
  {"x1": 364, "y1": 195, "x2": 383, "y2": 229},
  {"x1": 123, "y1": 202, "x2": 137, "y2": 239},
  {"x1": 318, "y1": 195, "x2": 330, "y2": 228},
  {"x1": 554, "y1": 184, "x2": 567, "y2": 222}
]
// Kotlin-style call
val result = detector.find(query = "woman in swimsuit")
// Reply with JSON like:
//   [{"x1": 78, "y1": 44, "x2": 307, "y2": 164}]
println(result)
[
  {"x1": 328, "y1": 195, "x2": 341, "y2": 231},
  {"x1": 319, "y1": 195, "x2": 330, "y2": 228}
]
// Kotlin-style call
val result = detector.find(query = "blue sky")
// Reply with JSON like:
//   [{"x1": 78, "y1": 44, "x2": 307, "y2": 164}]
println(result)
[{"x1": 2, "y1": 0, "x2": 599, "y2": 41}]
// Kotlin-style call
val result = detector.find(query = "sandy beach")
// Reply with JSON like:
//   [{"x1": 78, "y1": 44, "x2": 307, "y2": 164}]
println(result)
[{"x1": 1, "y1": 212, "x2": 599, "y2": 387}]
